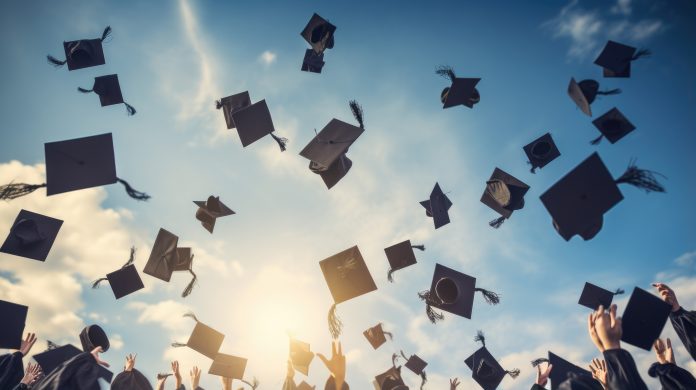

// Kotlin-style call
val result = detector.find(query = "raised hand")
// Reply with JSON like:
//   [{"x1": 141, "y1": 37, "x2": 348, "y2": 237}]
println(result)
[
  {"x1": 19, "y1": 332, "x2": 37, "y2": 356},
  {"x1": 654, "y1": 338, "x2": 675, "y2": 364},
  {"x1": 286, "y1": 359, "x2": 295, "y2": 379},
  {"x1": 20, "y1": 362, "x2": 42, "y2": 385},
  {"x1": 652, "y1": 283, "x2": 681, "y2": 312},
  {"x1": 317, "y1": 341, "x2": 346, "y2": 389},
  {"x1": 535, "y1": 362, "x2": 553, "y2": 387},
  {"x1": 91, "y1": 346, "x2": 110, "y2": 367},
  {"x1": 190, "y1": 366, "x2": 201, "y2": 389},
  {"x1": 588, "y1": 312, "x2": 605, "y2": 352},
  {"x1": 450, "y1": 377, "x2": 461, "y2": 389},
  {"x1": 593, "y1": 304, "x2": 622, "y2": 350},
  {"x1": 124, "y1": 353, "x2": 136, "y2": 372},
  {"x1": 221, "y1": 376, "x2": 232, "y2": 390},
  {"x1": 589, "y1": 358, "x2": 607, "y2": 388},
  {"x1": 172, "y1": 360, "x2": 182, "y2": 388}
]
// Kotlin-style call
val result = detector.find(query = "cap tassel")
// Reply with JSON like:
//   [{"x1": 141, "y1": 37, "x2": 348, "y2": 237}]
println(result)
[
  {"x1": 91, "y1": 278, "x2": 108, "y2": 289},
  {"x1": 383, "y1": 330, "x2": 393, "y2": 341},
  {"x1": 241, "y1": 377, "x2": 259, "y2": 389},
  {"x1": 475, "y1": 288, "x2": 501, "y2": 305},
  {"x1": 328, "y1": 303, "x2": 343, "y2": 339},
  {"x1": 400, "y1": 350, "x2": 408, "y2": 361},
  {"x1": 349, "y1": 100, "x2": 364, "y2": 129},
  {"x1": 418, "y1": 290, "x2": 444, "y2": 324},
  {"x1": 411, "y1": 244, "x2": 425, "y2": 251},
  {"x1": 124, "y1": 102, "x2": 137, "y2": 116},
  {"x1": 489, "y1": 216, "x2": 506, "y2": 229},
  {"x1": 215, "y1": 100, "x2": 223, "y2": 109},
  {"x1": 183, "y1": 311, "x2": 200, "y2": 322},
  {"x1": 391, "y1": 353, "x2": 399, "y2": 368},
  {"x1": 170, "y1": 342, "x2": 187, "y2": 348},
  {"x1": 117, "y1": 178, "x2": 151, "y2": 201},
  {"x1": 505, "y1": 369, "x2": 521, "y2": 379},
  {"x1": 46, "y1": 55, "x2": 67, "y2": 67},
  {"x1": 420, "y1": 371, "x2": 427, "y2": 389},
  {"x1": 597, "y1": 88, "x2": 622, "y2": 96},
  {"x1": 531, "y1": 358, "x2": 549, "y2": 367},
  {"x1": 157, "y1": 373, "x2": 172, "y2": 380},
  {"x1": 613, "y1": 288, "x2": 625, "y2": 295},
  {"x1": 0, "y1": 182, "x2": 47, "y2": 200},
  {"x1": 270, "y1": 132, "x2": 288, "y2": 152},
  {"x1": 614, "y1": 159, "x2": 666, "y2": 193},
  {"x1": 632, "y1": 48, "x2": 652, "y2": 61},
  {"x1": 100, "y1": 26, "x2": 112, "y2": 42},
  {"x1": 47, "y1": 340, "x2": 60, "y2": 350},
  {"x1": 528, "y1": 162, "x2": 537, "y2": 174},
  {"x1": 182, "y1": 268, "x2": 197, "y2": 298},
  {"x1": 387, "y1": 268, "x2": 396, "y2": 283},
  {"x1": 77, "y1": 87, "x2": 94, "y2": 93},
  {"x1": 123, "y1": 247, "x2": 136, "y2": 268},
  {"x1": 435, "y1": 65, "x2": 456, "y2": 82},
  {"x1": 590, "y1": 134, "x2": 604, "y2": 145},
  {"x1": 474, "y1": 330, "x2": 486, "y2": 347}
]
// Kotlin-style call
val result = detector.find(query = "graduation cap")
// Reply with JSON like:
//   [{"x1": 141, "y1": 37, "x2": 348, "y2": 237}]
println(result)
[
  {"x1": 301, "y1": 49, "x2": 325, "y2": 74},
  {"x1": 0, "y1": 133, "x2": 150, "y2": 201},
  {"x1": 111, "y1": 369, "x2": 152, "y2": 390},
  {"x1": 79, "y1": 324, "x2": 110, "y2": 352},
  {"x1": 194, "y1": 196, "x2": 235, "y2": 234},
  {"x1": 33, "y1": 343, "x2": 113, "y2": 382},
  {"x1": 384, "y1": 240, "x2": 425, "y2": 282},
  {"x1": 0, "y1": 209, "x2": 63, "y2": 262},
  {"x1": 91, "y1": 247, "x2": 145, "y2": 299},
  {"x1": 481, "y1": 168, "x2": 530, "y2": 228},
  {"x1": 375, "y1": 366, "x2": 408, "y2": 390},
  {"x1": 567, "y1": 78, "x2": 621, "y2": 117},
  {"x1": 46, "y1": 26, "x2": 111, "y2": 70},
  {"x1": 218, "y1": 96, "x2": 287, "y2": 151},
  {"x1": 420, "y1": 183, "x2": 452, "y2": 229},
  {"x1": 216, "y1": 91, "x2": 252, "y2": 130},
  {"x1": 540, "y1": 153, "x2": 665, "y2": 241},
  {"x1": 621, "y1": 287, "x2": 672, "y2": 350},
  {"x1": 363, "y1": 323, "x2": 393, "y2": 350},
  {"x1": 590, "y1": 107, "x2": 636, "y2": 145},
  {"x1": 523, "y1": 133, "x2": 561, "y2": 174},
  {"x1": 171, "y1": 312, "x2": 225, "y2": 359},
  {"x1": 208, "y1": 353, "x2": 247, "y2": 379},
  {"x1": 418, "y1": 264, "x2": 499, "y2": 323},
  {"x1": 436, "y1": 66, "x2": 481, "y2": 109},
  {"x1": 577, "y1": 282, "x2": 624, "y2": 310},
  {"x1": 396, "y1": 351, "x2": 427, "y2": 388},
  {"x1": 143, "y1": 228, "x2": 198, "y2": 297},
  {"x1": 0, "y1": 300, "x2": 27, "y2": 349},
  {"x1": 290, "y1": 338, "x2": 315, "y2": 376},
  {"x1": 300, "y1": 101, "x2": 365, "y2": 189},
  {"x1": 78, "y1": 74, "x2": 136, "y2": 115},
  {"x1": 531, "y1": 352, "x2": 596, "y2": 390},
  {"x1": 319, "y1": 245, "x2": 377, "y2": 339},
  {"x1": 464, "y1": 332, "x2": 519, "y2": 390},
  {"x1": 301, "y1": 13, "x2": 336, "y2": 54},
  {"x1": 594, "y1": 40, "x2": 651, "y2": 78}
]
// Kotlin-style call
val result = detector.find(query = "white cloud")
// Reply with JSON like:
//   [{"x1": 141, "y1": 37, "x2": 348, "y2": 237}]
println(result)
[
  {"x1": 544, "y1": 0, "x2": 603, "y2": 59},
  {"x1": 259, "y1": 50, "x2": 277, "y2": 66},
  {"x1": 674, "y1": 250, "x2": 696, "y2": 267},
  {"x1": 628, "y1": 20, "x2": 663, "y2": 40},
  {"x1": 611, "y1": 0, "x2": 632, "y2": 16}
]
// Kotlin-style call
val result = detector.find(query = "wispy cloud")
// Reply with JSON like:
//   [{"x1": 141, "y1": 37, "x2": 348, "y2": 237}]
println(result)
[
  {"x1": 259, "y1": 50, "x2": 277, "y2": 66},
  {"x1": 611, "y1": 0, "x2": 632, "y2": 16}
]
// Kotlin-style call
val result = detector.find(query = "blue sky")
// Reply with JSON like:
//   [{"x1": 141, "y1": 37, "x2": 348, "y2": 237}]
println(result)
[{"x1": 0, "y1": 0, "x2": 695, "y2": 389}]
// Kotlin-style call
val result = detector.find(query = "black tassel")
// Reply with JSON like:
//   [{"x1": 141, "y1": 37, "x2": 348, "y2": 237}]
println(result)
[
  {"x1": 328, "y1": 304, "x2": 343, "y2": 339},
  {"x1": 400, "y1": 350, "x2": 408, "y2": 361},
  {"x1": 349, "y1": 100, "x2": 364, "y2": 129},
  {"x1": 117, "y1": 178, "x2": 151, "y2": 201},
  {"x1": 124, "y1": 102, "x2": 137, "y2": 116},
  {"x1": 597, "y1": 88, "x2": 622, "y2": 96},
  {"x1": 632, "y1": 48, "x2": 651, "y2": 61},
  {"x1": 91, "y1": 278, "x2": 108, "y2": 289},
  {"x1": 475, "y1": 288, "x2": 500, "y2": 305},
  {"x1": 100, "y1": 26, "x2": 112, "y2": 42},
  {"x1": 47, "y1": 340, "x2": 59, "y2": 350},
  {"x1": 157, "y1": 373, "x2": 172, "y2": 380},
  {"x1": 47, "y1": 55, "x2": 67, "y2": 67},
  {"x1": 183, "y1": 312, "x2": 199, "y2": 322},
  {"x1": 614, "y1": 159, "x2": 666, "y2": 193},
  {"x1": 420, "y1": 371, "x2": 427, "y2": 389},
  {"x1": 270, "y1": 132, "x2": 288, "y2": 152},
  {"x1": 489, "y1": 216, "x2": 506, "y2": 229},
  {"x1": 590, "y1": 134, "x2": 603, "y2": 145},
  {"x1": 387, "y1": 268, "x2": 396, "y2": 283},
  {"x1": 77, "y1": 87, "x2": 93, "y2": 93},
  {"x1": 506, "y1": 369, "x2": 521, "y2": 379},
  {"x1": 392, "y1": 353, "x2": 399, "y2": 368},
  {"x1": 383, "y1": 331, "x2": 393, "y2": 341},
  {"x1": 435, "y1": 65, "x2": 456, "y2": 82},
  {"x1": 613, "y1": 288, "x2": 625, "y2": 295},
  {"x1": 411, "y1": 244, "x2": 425, "y2": 251},
  {"x1": 241, "y1": 377, "x2": 259, "y2": 389},
  {"x1": 123, "y1": 247, "x2": 136, "y2": 268},
  {"x1": 0, "y1": 183, "x2": 46, "y2": 200},
  {"x1": 215, "y1": 100, "x2": 223, "y2": 109},
  {"x1": 170, "y1": 342, "x2": 187, "y2": 348},
  {"x1": 182, "y1": 268, "x2": 197, "y2": 298},
  {"x1": 474, "y1": 330, "x2": 486, "y2": 347},
  {"x1": 418, "y1": 290, "x2": 444, "y2": 323},
  {"x1": 530, "y1": 165, "x2": 537, "y2": 174},
  {"x1": 531, "y1": 358, "x2": 549, "y2": 367}
]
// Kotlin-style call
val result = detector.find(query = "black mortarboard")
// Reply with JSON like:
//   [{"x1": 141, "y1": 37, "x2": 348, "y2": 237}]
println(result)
[
  {"x1": 32, "y1": 343, "x2": 113, "y2": 382},
  {"x1": 208, "y1": 353, "x2": 247, "y2": 379},
  {"x1": 375, "y1": 366, "x2": 407, "y2": 390},
  {"x1": 1, "y1": 209, "x2": 63, "y2": 262},
  {"x1": 172, "y1": 313, "x2": 224, "y2": 359},
  {"x1": 419, "y1": 264, "x2": 499, "y2": 322},
  {"x1": 621, "y1": 287, "x2": 671, "y2": 350},
  {"x1": 301, "y1": 13, "x2": 336, "y2": 54},
  {"x1": 320, "y1": 245, "x2": 377, "y2": 338},
  {"x1": 216, "y1": 91, "x2": 252, "y2": 130},
  {"x1": 480, "y1": 168, "x2": 529, "y2": 228},
  {"x1": 420, "y1": 182, "x2": 452, "y2": 229},
  {"x1": 91, "y1": 247, "x2": 144, "y2": 299},
  {"x1": 577, "y1": 282, "x2": 624, "y2": 311},
  {"x1": 46, "y1": 26, "x2": 111, "y2": 71},
  {"x1": 143, "y1": 229, "x2": 198, "y2": 297},
  {"x1": 567, "y1": 78, "x2": 621, "y2": 117},
  {"x1": 436, "y1": 66, "x2": 480, "y2": 109},
  {"x1": 301, "y1": 49, "x2": 325, "y2": 74},
  {"x1": 194, "y1": 196, "x2": 236, "y2": 234},
  {"x1": 79, "y1": 324, "x2": 110, "y2": 352},
  {"x1": 78, "y1": 74, "x2": 136, "y2": 116},
  {"x1": 402, "y1": 353, "x2": 427, "y2": 375},
  {"x1": 532, "y1": 352, "x2": 593, "y2": 390},
  {"x1": 590, "y1": 107, "x2": 636, "y2": 145},
  {"x1": 384, "y1": 240, "x2": 424, "y2": 282},
  {"x1": 363, "y1": 323, "x2": 392, "y2": 350},
  {"x1": 230, "y1": 99, "x2": 288, "y2": 151},
  {"x1": 465, "y1": 333, "x2": 519, "y2": 390},
  {"x1": 0, "y1": 300, "x2": 27, "y2": 349},
  {"x1": 540, "y1": 153, "x2": 665, "y2": 241},
  {"x1": 300, "y1": 101, "x2": 365, "y2": 189},
  {"x1": 594, "y1": 40, "x2": 651, "y2": 78},
  {"x1": 523, "y1": 133, "x2": 561, "y2": 174},
  {"x1": 290, "y1": 339, "x2": 314, "y2": 376}
]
